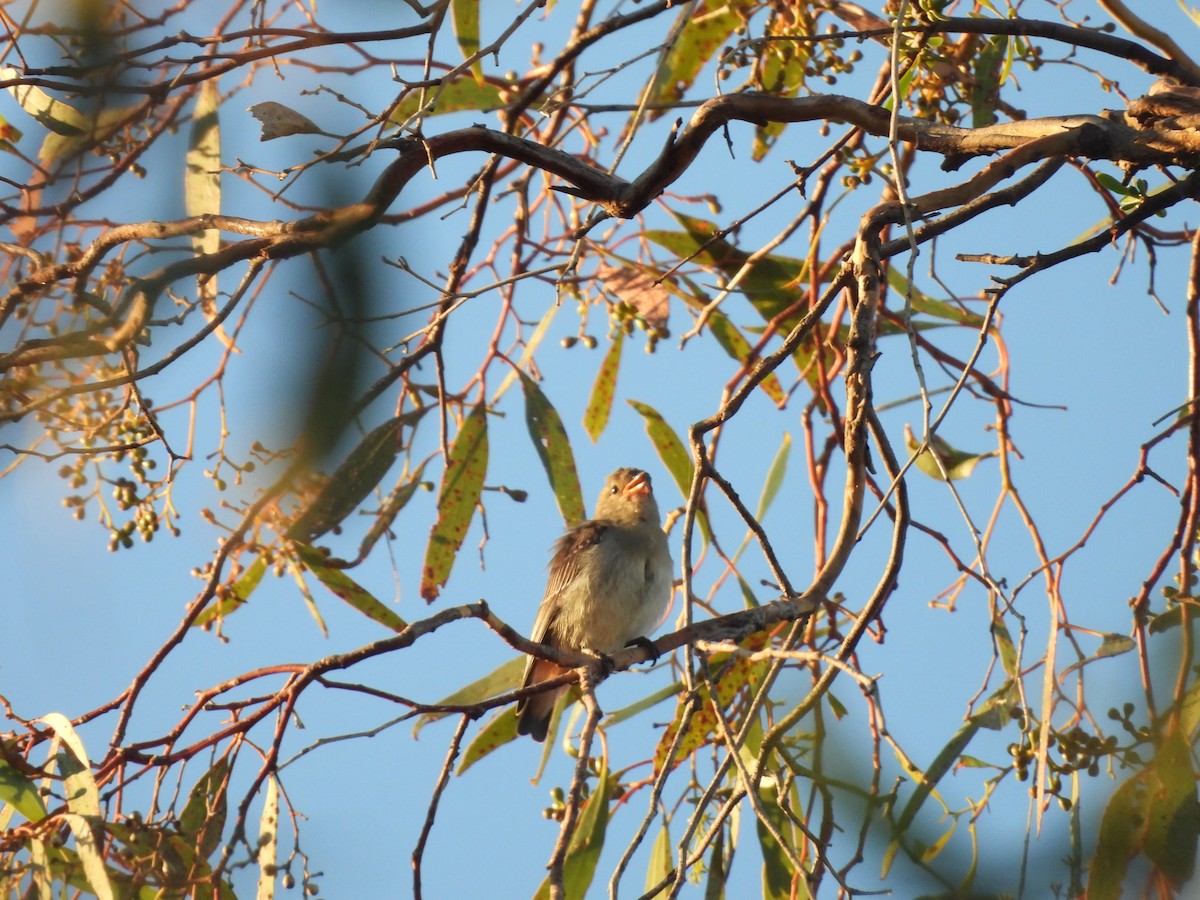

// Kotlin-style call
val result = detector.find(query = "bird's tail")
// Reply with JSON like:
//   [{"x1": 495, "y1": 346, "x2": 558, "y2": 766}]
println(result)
[{"x1": 516, "y1": 658, "x2": 568, "y2": 742}]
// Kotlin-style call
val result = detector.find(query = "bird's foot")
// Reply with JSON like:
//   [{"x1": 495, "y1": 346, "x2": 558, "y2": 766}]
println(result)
[
  {"x1": 584, "y1": 649, "x2": 616, "y2": 676},
  {"x1": 624, "y1": 635, "x2": 659, "y2": 665}
]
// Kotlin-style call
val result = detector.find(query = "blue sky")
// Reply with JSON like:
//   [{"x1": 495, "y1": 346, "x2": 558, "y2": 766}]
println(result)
[{"x1": 3, "y1": 1, "x2": 1200, "y2": 897}]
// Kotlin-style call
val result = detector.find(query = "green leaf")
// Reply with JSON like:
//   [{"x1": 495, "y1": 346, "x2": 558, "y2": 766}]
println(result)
[
  {"x1": 180, "y1": 758, "x2": 229, "y2": 860},
  {"x1": 0, "y1": 65, "x2": 132, "y2": 163},
  {"x1": 414, "y1": 656, "x2": 524, "y2": 736},
  {"x1": 420, "y1": 404, "x2": 489, "y2": 601},
  {"x1": 706, "y1": 311, "x2": 786, "y2": 407},
  {"x1": 0, "y1": 757, "x2": 47, "y2": 822},
  {"x1": 647, "y1": 215, "x2": 808, "y2": 326},
  {"x1": 286, "y1": 411, "x2": 424, "y2": 542},
  {"x1": 627, "y1": 400, "x2": 710, "y2": 541},
  {"x1": 970, "y1": 35, "x2": 1007, "y2": 128},
  {"x1": 1096, "y1": 171, "x2": 1136, "y2": 197},
  {"x1": 519, "y1": 371, "x2": 585, "y2": 526},
  {"x1": 294, "y1": 543, "x2": 407, "y2": 632},
  {"x1": 643, "y1": 1, "x2": 742, "y2": 122},
  {"x1": 756, "y1": 779, "x2": 805, "y2": 900},
  {"x1": 1061, "y1": 632, "x2": 1138, "y2": 681},
  {"x1": 194, "y1": 555, "x2": 268, "y2": 628},
  {"x1": 457, "y1": 708, "x2": 519, "y2": 775},
  {"x1": 645, "y1": 819, "x2": 673, "y2": 893},
  {"x1": 390, "y1": 75, "x2": 505, "y2": 126},
  {"x1": 451, "y1": 0, "x2": 481, "y2": 73},
  {"x1": 886, "y1": 267, "x2": 985, "y2": 327},
  {"x1": 1143, "y1": 730, "x2": 1199, "y2": 885},
  {"x1": 535, "y1": 761, "x2": 612, "y2": 899},
  {"x1": 883, "y1": 680, "x2": 1017, "y2": 875},
  {"x1": 584, "y1": 331, "x2": 623, "y2": 442},
  {"x1": 756, "y1": 433, "x2": 790, "y2": 521},
  {"x1": 991, "y1": 615, "x2": 1018, "y2": 678},
  {"x1": 627, "y1": 400, "x2": 690, "y2": 495},
  {"x1": 905, "y1": 423, "x2": 995, "y2": 481},
  {"x1": 1089, "y1": 729, "x2": 1200, "y2": 895}
]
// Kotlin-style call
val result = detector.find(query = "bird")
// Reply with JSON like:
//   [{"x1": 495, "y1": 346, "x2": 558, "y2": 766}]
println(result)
[{"x1": 516, "y1": 467, "x2": 673, "y2": 742}]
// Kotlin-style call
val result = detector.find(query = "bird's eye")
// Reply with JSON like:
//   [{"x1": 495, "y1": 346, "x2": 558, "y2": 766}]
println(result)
[{"x1": 609, "y1": 484, "x2": 619, "y2": 495}]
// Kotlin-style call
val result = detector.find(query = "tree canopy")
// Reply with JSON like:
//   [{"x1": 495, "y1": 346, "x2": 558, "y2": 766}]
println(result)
[{"x1": 2, "y1": 1, "x2": 1200, "y2": 897}]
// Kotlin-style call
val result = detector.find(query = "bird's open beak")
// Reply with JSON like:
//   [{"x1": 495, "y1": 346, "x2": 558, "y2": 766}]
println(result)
[{"x1": 624, "y1": 471, "x2": 651, "y2": 495}]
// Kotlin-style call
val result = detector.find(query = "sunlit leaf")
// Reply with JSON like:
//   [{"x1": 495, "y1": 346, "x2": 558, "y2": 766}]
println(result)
[
  {"x1": 645, "y1": 819, "x2": 673, "y2": 893},
  {"x1": 756, "y1": 433, "x2": 790, "y2": 520},
  {"x1": 257, "y1": 774, "x2": 279, "y2": 900},
  {"x1": 535, "y1": 760, "x2": 612, "y2": 899},
  {"x1": 62, "y1": 813, "x2": 116, "y2": 900},
  {"x1": 415, "y1": 656, "x2": 524, "y2": 736},
  {"x1": 390, "y1": 75, "x2": 506, "y2": 125},
  {"x1": 0, "y1": 758, "x2": 47, "y2": 823},
  {"x1": 194, "y1": 555, "x2": 268, "y2": 628},
  {"x1": 991, "y1": 615, "x2": 1018, "y2": 678},
  {"x1": 294, "y1": 543, "x2": 407, "y2": 632},
  {"x1": 646, "y1": 215, "x2": 809, "y2": 325},
  {"x1": 39, "y1": 713, "x2": 98, "y2": 817},
  {"x1": 905, "y1": 423, "x2": 995, "y2": 481},
  {"x1": 584, "y1": 331, "x2": 623, "y2": 442},
  {"x1": 186, "y1": 79, "x2": 234, "y2": 351},
  {"x1": 643, "y1": 1, "x2": 742, "y2": 121},
  {"x1": 596, "y1": 262, "x2": 670, "y2": 333},
  {"x1": 457, "y1": 708, "x2": 519, "y2": 774},
  {"x1": 706, "y1": 311, "x2": 786, "y2": 407},
  {"x1": 1096, "y1": 633, "x2": 1136, "y2": 659},
  {"x1": 451, "y1": 0, "x2": 482, "y2": 77},
  {"x1": 519, "y1": 371, "x2": 585, "y2": 526},
  {"x1": 886, "y1": 267, "x2": 985, "y2": 327},
  {"x1": 1090, "y1": 729, "x2": 1200, "y2": 895},
  {"x1": 420, "y1": 404, "x2": 489, "y2": 601},
  {"x1": 0, "y1": 65, "x2": 132, "y2": 163}
]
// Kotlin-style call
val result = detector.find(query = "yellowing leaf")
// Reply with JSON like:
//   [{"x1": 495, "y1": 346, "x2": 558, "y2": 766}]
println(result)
[
  {"x1": 420, "y1": 404, "x2": 489, "y2": 601},
  {"x1": 584, "y1": 331, "x2": 623, "y2": 442}
]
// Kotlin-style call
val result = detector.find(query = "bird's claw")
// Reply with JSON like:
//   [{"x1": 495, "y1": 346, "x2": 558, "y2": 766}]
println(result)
[{"x1": 624, "y1": 635, "x2": 659, "y2": 665}]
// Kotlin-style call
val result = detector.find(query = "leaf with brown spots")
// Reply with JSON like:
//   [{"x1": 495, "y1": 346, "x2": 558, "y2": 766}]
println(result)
[{"x1": 420, "y1": 404, "x2": 489, "y2": 602}]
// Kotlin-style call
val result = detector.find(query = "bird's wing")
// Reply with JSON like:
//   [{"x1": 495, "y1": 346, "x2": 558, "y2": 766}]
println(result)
[{"x1": 528, "y1": 520, "x2": 608, "y2": 644}]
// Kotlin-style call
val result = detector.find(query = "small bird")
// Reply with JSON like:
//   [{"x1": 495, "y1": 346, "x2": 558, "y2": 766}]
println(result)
[{"x1": 516, "y1": 467, "x2": 673, "y2": 742}]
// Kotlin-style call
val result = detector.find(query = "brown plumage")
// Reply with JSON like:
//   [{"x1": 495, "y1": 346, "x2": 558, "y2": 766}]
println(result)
[{"x1": 515, "y1": 468, "x2": 673, "y2": 742}]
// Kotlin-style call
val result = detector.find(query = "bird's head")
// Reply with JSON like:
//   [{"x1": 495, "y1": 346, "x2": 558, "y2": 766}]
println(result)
[{"x1": 596, "y1": 467, "x2": 661, "y2": 525}]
